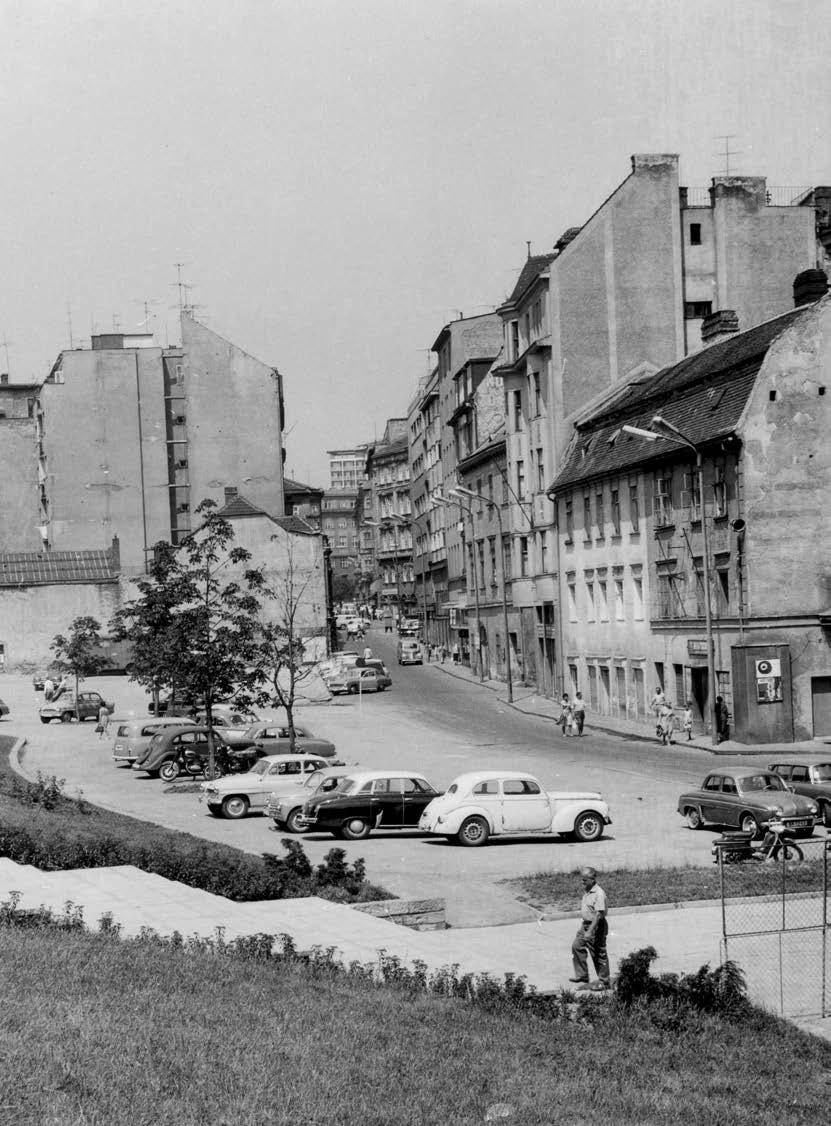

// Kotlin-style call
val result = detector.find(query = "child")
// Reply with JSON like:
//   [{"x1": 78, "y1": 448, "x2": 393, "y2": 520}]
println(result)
[{"x1": 683, "y1": 701, "x2": 693, "y2": 741}]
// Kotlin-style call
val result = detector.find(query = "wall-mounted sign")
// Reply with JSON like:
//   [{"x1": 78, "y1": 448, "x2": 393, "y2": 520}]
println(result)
[
  {"x1": 755, "y1": 658, "x2": 782, "y2": 704},
  {"x1": 687, "y1": 640, "x2": 708, "y2": 657}
]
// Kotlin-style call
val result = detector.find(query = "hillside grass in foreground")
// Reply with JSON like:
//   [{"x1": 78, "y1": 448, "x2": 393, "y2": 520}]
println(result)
[{"x1": 0, "y1": 920, "x2": 829, "y2": 1126}]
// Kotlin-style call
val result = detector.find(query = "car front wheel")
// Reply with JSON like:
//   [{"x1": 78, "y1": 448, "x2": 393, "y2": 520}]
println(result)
[
  {"x1": 40, "y1": 717, "x2": 50, "y2": 724},
  {"x1": 740, "y1": 813, "x2": 759, "y2": 836},
  {"x1": 61, "y1": 712, "x2": 73, "y2": 724},
  {"x1": 285, "y1": 807, "x2": 307, "y2": 834},
  {"x1": 573, "y1": 811, "x2": 605, "y2": 843},
  {"x1": 685, "y1": 806, "x2": 703, "y2": 830},
  {"x1": 457, "y1": 816, "x2": 490, "y2": 847},
  {"x1": 341, "y1": 818, "x2": 370, "y2": 840},
  {"x1": 221, "y1": 795, "x2": 249, "y2": 820},
  {"x1": 159, "y1": 759, "x2": 180, "y2": 783}
]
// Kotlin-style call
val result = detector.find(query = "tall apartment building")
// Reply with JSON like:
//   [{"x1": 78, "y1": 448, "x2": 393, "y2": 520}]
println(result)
[
  {"x1": 327, "y1": 446, "x2": 370, "y2": 490},
  {"x1": 321, "y1": 488, "x2": 360, "y2": 588},
  {"x1": 363, "y1": 419, "x2": 412, "y2": 610}
]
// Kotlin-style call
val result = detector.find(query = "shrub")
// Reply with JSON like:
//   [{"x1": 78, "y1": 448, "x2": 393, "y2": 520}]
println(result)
[{"x1": 616, "y1": 946, "x2": 748, "y2": 1015}]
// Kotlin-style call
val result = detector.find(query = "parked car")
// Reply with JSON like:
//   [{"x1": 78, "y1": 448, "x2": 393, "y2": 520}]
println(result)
[
  {"x1": 301, "y1": 770, "x2": 441, "y2": 840},
  {"x1": 768, "y1": 762, "x2": 831, "y2": 827},
  {"x1": 328, "y1": 666, "x2": 391, "y2": 695},
  {"x1": 148, "y1": 692, "x2": 199, "y2": 717},
  {"x1": 266, "y1": 769, "x2": 351, "y2": 832},
  {"x1": 398, "y1": 618, "x2": 420, "y2": 637},
  {"x1": 132, "y1": 725, "x2": 230, "y2": 781},
  {"x1": 418, "y1": 771, "x2": 611, "y2": 846},
  {"x1": 0, "y1": 697, "x2": 9, "y2": 718},
  {"x1": 193, "y1": 710, "x2": 260, "y2": 745},
  {"x1": 39, "y1": 690, "x2": 115, "y2": 724},
  {"x1": 226, "y1": 723, "x2": 337, "y2": 758},
  {"x1": 111, "y1": 716, "x2": 194, "y2": 766},
  {"x1": 397, "y1": 639, "x2": 423, "y2": 665},
  {"x1": 200, "y1": 754, "x2": 332, "y2": 819},
  {"x1": 677, "y1": 770, "x2": 819, "y2": 836}
]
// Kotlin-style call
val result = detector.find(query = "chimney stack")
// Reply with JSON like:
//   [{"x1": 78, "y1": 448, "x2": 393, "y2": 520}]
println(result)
[
  {"x1": 793, "y1": 269, "x2": 828, "y2": 307},
  {"x1": 224, "y1": 486, "x2": 239, "y2": 502},
  {"x1": 701, "y1": 310, "x2": 740, "y2": 347},
  {"x1": 0, "y1": 373, "x2": 8, "y2": 385}
]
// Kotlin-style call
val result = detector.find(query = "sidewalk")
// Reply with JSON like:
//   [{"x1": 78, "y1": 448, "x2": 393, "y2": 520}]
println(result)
[{"x1": 429, "y1": 658, "x2": 831, "y2": 757}]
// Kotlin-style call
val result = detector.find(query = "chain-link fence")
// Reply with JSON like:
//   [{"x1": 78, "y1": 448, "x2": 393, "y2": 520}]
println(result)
[{"x1": 715, "y1": 834, "x2": 831, "y2": 1018}]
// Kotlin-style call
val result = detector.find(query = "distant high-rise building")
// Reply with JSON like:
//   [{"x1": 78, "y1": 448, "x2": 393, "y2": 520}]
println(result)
[{"x1": 327, "y1": 445, "x2": 370, "y2": 490}]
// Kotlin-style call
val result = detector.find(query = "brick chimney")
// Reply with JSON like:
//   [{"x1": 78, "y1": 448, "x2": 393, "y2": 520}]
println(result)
[
  {"x1": 701, "y1": 309, "x2": 740, "y2": 347},
  {"x1": 793, "y1": 269, "x2": 829, "y2": 307},
  {"x1": 224, "y1": 486, "x2": 238, "y2": 503}
]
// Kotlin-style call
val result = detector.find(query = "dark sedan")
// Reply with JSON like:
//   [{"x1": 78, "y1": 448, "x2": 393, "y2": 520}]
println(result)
[
  {"x1": 768, "y1": 762, "x2": 831, "y2": 827},
  {"x1": 132, "y1": 725, "x2": 229, "y2": 782},
  {"x1": 228, "y1": 723, "x2": 337, "y2": 758},
  {"x1": 678, "y1": 770, "x2": 819, "y2": 836},
  {"x1": 301, "y1": 770, "x2": 440, "y2": 840}
]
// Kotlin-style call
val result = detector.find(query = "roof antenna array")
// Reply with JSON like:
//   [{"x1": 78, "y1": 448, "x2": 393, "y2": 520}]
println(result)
[{"x1": 715, "y1": 135, "x2": 741, "y2": 176}]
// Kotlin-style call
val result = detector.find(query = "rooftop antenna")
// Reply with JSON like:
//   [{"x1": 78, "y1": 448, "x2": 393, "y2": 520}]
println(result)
[
  {"x1": 0, "y1": 331, "x2": 12, "y2": 374},
  {"x1": 172, "y1": 262, "x2": 186, "y2": 315},
  {"x1": 715, "y1": 135, "x2": 740, "y2": 176},
  {"x1": 134, "y1": 298, "x2": 159, "y2": 333},
  {"x1": 66, "y1": 300, "x2": 74, "y2": 349}
]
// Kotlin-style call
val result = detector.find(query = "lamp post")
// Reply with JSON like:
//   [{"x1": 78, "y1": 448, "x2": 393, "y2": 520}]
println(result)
[
  {"x1": 449, "y1": 485, "x2": 513, "y2": 702},
  {"x1": 434, "y1": 492, "x2": 483, "y2": 682},
  {"x1": 622, "y1": 417, "x2": 718, "y2": 746}
]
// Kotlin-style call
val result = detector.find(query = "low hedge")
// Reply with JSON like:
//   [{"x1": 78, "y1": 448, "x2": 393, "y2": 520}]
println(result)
[{"x1": 0, "y1": 737, "x2": 389, "y2": 903}]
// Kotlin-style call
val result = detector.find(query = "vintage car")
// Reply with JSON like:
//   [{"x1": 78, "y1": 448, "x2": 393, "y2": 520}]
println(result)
[
  {"x1": 132, "y1": 725, "x2": 230, "y2": 781},
  {"x1": 193, "y1": 710, "x2": 260, "y2": 745},
  {"x1": 0, "y1": 697, "x2": 9, "y2": 718},
  {"x1": 111, "y1": 716, "x2": 194, "y2": 765},
  {"x1": 266, "y1": 769, "x2": 351, "y2": 833},
  {"x1": 767, "y1": 762, "x2": 831, "y2": 827},
  {"x1": 327, "y1": 665, "x2": 391, "y2": 695},
  {"x1": 398, "y1": 618, "x2": 420, "y2": 637},
  {"x1": 39, "y1": 690, "x2": 115, "y2": 724},
  {"x1": 225, "y1": 723, "x2": 337, "y2": 758},
  {"x1": 200, "y1": 753, "x2": 332, "y2": 819},
  {"x1": 418, "y1": 771, "x2": 611, "y2": 846},
  {"x1": 397, "y1": 640, "x2": 423, "y2": 666},
  {"x1": 677, "y1": 770, "x2": 819, "y2": 836},
  {"x1": 301, "y1": 770, "x2": 441, "y2": 840}
]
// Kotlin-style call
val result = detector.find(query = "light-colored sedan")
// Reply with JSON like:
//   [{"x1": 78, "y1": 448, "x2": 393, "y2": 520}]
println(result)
[
  {"x1": 266, "y1": 769, "x2": 351, "y2": 833},
  {"x1": 418, "y1": 770, "x2": 611, "y2": 847},
  {"x1": 199, "y1": 753, "x2": 331, "y2": 819}
]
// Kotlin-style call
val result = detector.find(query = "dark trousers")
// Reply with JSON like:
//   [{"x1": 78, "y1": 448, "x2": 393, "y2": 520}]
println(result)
[{"x1": 572, "y1": 918, "x2": 610, "y2": 984}]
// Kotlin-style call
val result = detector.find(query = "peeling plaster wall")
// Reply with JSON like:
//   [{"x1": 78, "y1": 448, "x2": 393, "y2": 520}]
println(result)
[
  {"x1": 0, "y1": 419, "x2": 41, "y2": 551},
  {"x1": 0, "y1": 581, "x2": 123, "y2": 668}
]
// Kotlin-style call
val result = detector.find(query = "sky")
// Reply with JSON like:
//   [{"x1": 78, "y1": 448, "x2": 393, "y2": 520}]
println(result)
[{"x1": 1, "y1": 0, "x2": 829, "y2": 486}]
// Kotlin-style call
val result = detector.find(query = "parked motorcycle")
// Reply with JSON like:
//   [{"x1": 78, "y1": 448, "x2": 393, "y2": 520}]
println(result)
[{"x1": 712, "y1": 817, "x2": 805, "y2": 865}]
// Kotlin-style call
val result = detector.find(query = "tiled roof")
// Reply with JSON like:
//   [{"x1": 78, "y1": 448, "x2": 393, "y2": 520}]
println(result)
[
  {"x1": 272, "y1": 515, "x2": 318, "y2": 535},
  {"x1": 505, "y1": 254, "x2": 556, "y2": 306},
  {"x1": 283, "y1": 478, "x2": 321, "y2": 496},
  {"x1": 0, "y1": 549, "x2": 118, "y2": 587},
  {"x1": 217, "y1": 495, "x2": 268, "y2": 518},
  {"x1": 551, "y1": 306, "x2": 809, "y2": 492}
]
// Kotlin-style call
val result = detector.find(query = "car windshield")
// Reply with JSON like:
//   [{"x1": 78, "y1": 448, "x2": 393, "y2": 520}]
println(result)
[
  {"x1": 814, "y1": 764, "x2": 831, "y2": 781},
  {"x1": 249, "y1": 759, "x2": 274, "y2": 777},
  {"x1": 737, "y1": 773, "x2": 787, "y2": 794}
]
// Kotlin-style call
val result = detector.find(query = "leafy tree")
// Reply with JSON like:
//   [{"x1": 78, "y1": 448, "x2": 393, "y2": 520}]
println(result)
[
  {"x1": 254, "y1": 536, "x2": 323, "y2": 752},
  {"x1": 50, "y1": 616, "x2": 107, "y2": 697},
  {"x1": 332, "y1": 571, "x2": 359, "y2": 603}
]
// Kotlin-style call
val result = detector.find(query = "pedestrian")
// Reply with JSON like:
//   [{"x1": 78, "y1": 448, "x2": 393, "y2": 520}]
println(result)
[
  {"x1": 570, "y1": 867, "x2": 611, "y2": 991},
  {"x1": 657, "y1": 700, "x2": 676, "y2": 745},
  {"x1": 650, "y1": 685, "x2": 665, "y2": 735},
  {"x1": 715, "y1": 695, "x2": 730, "y2": 743},
  {"x1": 572, "y1": 692, "x2": 586, "y2": 736},
  {"x1": 452, "y1": 642, "x2": 460, "y2": 664},
  {"x1": 682, "y1": 700, "x2": 693, "y2": 741},
  {"x1": 43, "y1": 676, "x2": 54, "y2": 700},
  {"x1": 558, "y1": 692, "x2": 572, "y2": 736},
  {"x1": 96, "y1": 704, "x2": 110, "y2": 740},
  {"x1": 363, "y1": 645, "x2": 373, "y2": 660},
  {"x1": 441, "y1": 644, "x2": 448, "y2": 664}
]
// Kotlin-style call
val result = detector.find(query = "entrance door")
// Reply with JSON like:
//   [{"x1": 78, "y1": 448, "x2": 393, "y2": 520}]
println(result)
[
  {"x1": 615, "y1": 667, "x2": 626, "y2": 717},
  {"x1": 600, "y1": 666, "x2": 611, "y2": 714},
  {"x1": 633, "y1": 667, "x2": 644, "y2": 718},
  {"x1": 812, "y1": 677, "x2": 831, "y2": 737},
  {"x1": 690, "y1": 667, "x2": 709, "y2": 729}
]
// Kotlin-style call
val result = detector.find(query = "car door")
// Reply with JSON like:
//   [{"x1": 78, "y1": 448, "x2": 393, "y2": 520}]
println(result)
[
  {"x1": 368, "y1": 777, "x2": 404, "y2": 827},
  {"x1": 259, "y1": 760, "x2": 303, "y2": 806},
  {"x1": 499, "y1": 778, "x2": 553, "y2": 832},
  {"x1": 788, "y1": 764, "x2": 811, "y2": 799},
  {"x1": 401, "y1": 777, "x2": 436, "y2": 826},
  {"x1": 717, "y1": 776, "x2": 739, "y2": 826},
  {"x1": 699, "y1": 775, "x2": 723, "y2": 822}
]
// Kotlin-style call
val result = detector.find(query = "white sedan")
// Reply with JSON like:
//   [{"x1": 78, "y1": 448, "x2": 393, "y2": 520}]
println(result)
[
  {"x1": 200, "y1": 753, "x2": 331, "y2": 819},
  {"x1": 418, "y1": 770, "x2": 611, "y2": 846}
]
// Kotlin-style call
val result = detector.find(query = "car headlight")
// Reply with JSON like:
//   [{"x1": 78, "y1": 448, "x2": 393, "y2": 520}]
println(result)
[
  {"x1": 436, "y1": 815, "x2": 445, "y2": 824},
  {"x1": 769, "y1": 805, "x2": 783, "y2": 815},
  {"x1": 204, "y1": 785, "x2": 218, "y2": 795},
  {"x1": 807, "y1": 803, "x2": 818, "y2": 814}
]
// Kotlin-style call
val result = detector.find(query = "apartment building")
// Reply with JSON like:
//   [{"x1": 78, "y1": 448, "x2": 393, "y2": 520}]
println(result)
[
  {"x1": 327, "y1": 446, "x2": 370, "y2": 491},
  {"x1": 363, "y1": 419, "x2": 412, "y2": 610}
]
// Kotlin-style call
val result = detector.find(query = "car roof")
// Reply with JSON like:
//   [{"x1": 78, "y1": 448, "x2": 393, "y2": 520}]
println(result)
[
  {"x1": 337, "y1": 770, "x2": 432, "y2": 782},
  {"x1": 449, "y1": 771, "x2": 541, "y2": 786},
  {"x1": 260, "y1": 753, "x2": 331, "y2": 764}
]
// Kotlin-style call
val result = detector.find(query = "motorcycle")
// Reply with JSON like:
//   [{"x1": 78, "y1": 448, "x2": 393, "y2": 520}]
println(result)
[{"x1": 712, "y1": 817, "x2": 805, "y2": 865}]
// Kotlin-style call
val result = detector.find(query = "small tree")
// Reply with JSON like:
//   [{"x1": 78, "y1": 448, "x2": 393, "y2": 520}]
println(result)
[
  {"x1": 255, "y1": 536, "x2": 322, "y2": 752},
  {"x1": 50, "y1": 616, "x2": 106, "y2": 697}
]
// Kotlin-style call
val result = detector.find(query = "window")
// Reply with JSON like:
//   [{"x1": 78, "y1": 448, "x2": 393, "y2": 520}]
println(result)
[
  {"x1": 684, "y1": 300, "x2": 712, "y2": 319},
  {"x1": 654, "y1": 471, "x2": 673, "y2": 526},
  {"x1": 583, "y1": 492, "x2": 592, "y2": 540},
  {"x1": 717, "y1": 567, "x2": 730, "y2": 613},
  {"x1": 565, "y1": 499, "x2": 574, "y2": 542},
  {"x1": 682, "y1": 466, "x2": 702, "y2": 521},
  {"x1": 693, "y1": 559, "x2": 706, "y2": 616},
  {"x1": 614, "y1": 579, "x2": 624, "y2": 620},
  {"x1": 488, "y1": 537, "x2": 496, "y2": 583},
  {"x1": 611, "y1": 488, "x2": 620, "y2": 536},
  {"x1": 595, "y1": 489, "x2": 605, "y2": 537},
  {"x1": 674, "y1": 664, "x2": 685, "y2": 706},
  {"x1": 503, "y1": 778, "x2": 542, "y2": 796},
  {"x1": 713, "y1": 462, "x2": 727, "y2": 517},
  {"x1": 536, "y1": 449, "x2": 545, "y2": 492},
  {"x1": 568, "y1": 580, "x2": 577, "y2": 622},
  {"x1": 689, "y1": 222, "x2": 702, "y2": 245},
  {"x1": 532, "y1": 372, "x2": 542, "y2": 416},
  {"x1": 519, "y1": 536, "x2": 529, "y2": 576},
  {"x1": 487, "y1": 474, "x2": 494, "y2": 505},
  {"x1": 502, "y1": 537, "x2": 512, "y2": 579},
  {"x1": 477, "y1": 541, "x2": 485, "y2": 586},
  {"x1": 597, "y1": 579, "x2": 608, "y2": 620},
  {"x1": 539, "y1": 531, "x2": 548, "y2": 573},
  {"x1": 629, "y1": 481, "x2": 640, "y2": 532},
  {"x1": 473, "y1": 780, "x2": 499, "y2": 795},
  {"x1": 516, "y1": 460, "x2": 526, "y2": 497},
  {"x1": 586, "y1": 580, "x2": 595, "y2": 621},
  {"x1": 510, "y1": 321, "x2": 520, "y2": 360},
  {"x1": 513, "y1": 389, "x2": 523, "y2": 431},
  {"x1": 656, "y1": 570, "x2": 679, "y2": 619}
]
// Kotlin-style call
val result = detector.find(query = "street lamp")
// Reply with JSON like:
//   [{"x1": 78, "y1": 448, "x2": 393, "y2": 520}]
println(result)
[
  {"x1": 434, "y1": 492, "x2": 484, "y2": 682},
  {"x1": 622, "y1": 416, "x2": 718, "y2": 745},
  {"x1": 449, "y1": 485, "x2": 513, "y2": 702}
]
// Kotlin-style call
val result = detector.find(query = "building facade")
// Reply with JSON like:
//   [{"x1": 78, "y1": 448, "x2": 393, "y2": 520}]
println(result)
[
  {"x1": 363, "y1": 419, "x2": 412, "y2": 611},
  {"x1": 549, "y1": 275, "x2": 831, "y2": 743},
  {"x1": 320, "y1": 488, "x2": 360, "y2": 596},
  {"x1": 284, "y1": 478, "x2": 323, "y2": 530},
  {"x1": 327, "y1": 446, "x2": 370, "y2": 491}
]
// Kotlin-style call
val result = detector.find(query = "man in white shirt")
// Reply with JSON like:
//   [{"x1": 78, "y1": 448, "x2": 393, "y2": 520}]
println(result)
[{"x1": 570, "y1": 867, "x2": 610, "y2": 990}]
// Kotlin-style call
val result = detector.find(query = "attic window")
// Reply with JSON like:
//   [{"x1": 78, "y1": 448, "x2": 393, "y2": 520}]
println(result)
[
  {"x1": 709, "y1": 388, "x2": 726, "y2": 410},
  {"x1": 769, "y1": 390, "x2": 777, "y2": 403}
]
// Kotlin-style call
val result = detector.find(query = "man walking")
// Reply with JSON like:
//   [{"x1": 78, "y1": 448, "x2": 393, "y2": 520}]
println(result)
[
  {"x1": 572, "y1": 692, "x2": 586, "y2": 736},
  {"x1": 570, "y1": 867, "x2": 611, "y2": 991}
]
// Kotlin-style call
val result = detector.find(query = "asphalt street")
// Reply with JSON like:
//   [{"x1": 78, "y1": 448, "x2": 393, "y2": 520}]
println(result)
[{"x1": 4, "y1": 626, "x2": 782, "y2": 925}]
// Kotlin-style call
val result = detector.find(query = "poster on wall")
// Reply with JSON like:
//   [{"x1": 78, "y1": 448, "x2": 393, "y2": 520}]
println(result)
[{"x1": 755, "y1": 658, "x2": 783, "y2": 704}]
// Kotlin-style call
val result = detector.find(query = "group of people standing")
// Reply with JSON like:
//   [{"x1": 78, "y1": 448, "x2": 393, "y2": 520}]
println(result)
[{"x1": 557, "y1": 692, "x2": 586, "y2": 737}]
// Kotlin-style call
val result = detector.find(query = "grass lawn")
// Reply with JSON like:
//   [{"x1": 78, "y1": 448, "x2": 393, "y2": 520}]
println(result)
[
  {"x1": 510, "y1": 858, "x2": 826, "y2": 914},
  {"x1": 2, "y1": 921, "x2": 830, "y2": 1126}
]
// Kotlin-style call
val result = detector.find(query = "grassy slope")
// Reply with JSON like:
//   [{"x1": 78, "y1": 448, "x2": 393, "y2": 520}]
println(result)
[{"x1": 1, "y1": 926, "x2": 829, "y2": 1126}]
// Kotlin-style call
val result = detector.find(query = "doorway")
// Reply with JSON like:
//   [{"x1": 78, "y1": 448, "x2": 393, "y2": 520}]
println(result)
[
  {"x1": 811, "y1": 677, "x2": 831, "y2": 737},
  {"x1": 690, "y1": 667, "x2": 709, "y2": 728}
]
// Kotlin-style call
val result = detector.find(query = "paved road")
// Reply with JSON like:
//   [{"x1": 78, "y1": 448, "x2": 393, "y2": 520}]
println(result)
[{"x1": 3, "y1": 628, "x2": 780, "y2": 924}]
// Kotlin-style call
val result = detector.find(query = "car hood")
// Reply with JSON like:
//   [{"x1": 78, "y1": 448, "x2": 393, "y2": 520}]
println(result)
[
  {"x1": 200, "y1": 774, "x2": 269, "y2": 794},
  {"x1": 737, "y1": 791, "x2": 816, "y2": 814}
]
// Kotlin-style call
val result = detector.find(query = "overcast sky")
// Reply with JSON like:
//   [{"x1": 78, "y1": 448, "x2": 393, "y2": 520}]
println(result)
[{"x1": 1, "y1": 0, "x2": 829, "y2": 486}]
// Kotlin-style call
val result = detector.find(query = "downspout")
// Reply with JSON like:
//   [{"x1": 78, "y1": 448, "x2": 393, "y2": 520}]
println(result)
[{"x1": 134, "y1": 353, "x2": 149, "y2": 572}]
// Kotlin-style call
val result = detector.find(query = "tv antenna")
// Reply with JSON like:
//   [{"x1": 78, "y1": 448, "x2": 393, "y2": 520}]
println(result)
[
  {"x1": 715, "y1": 135, "x2": 741, "y2": 176},
  {"x1": 134, "y1": 298, "x2": 159, "y2": 333},
  {"x1": 171, "y1": 262, "x2": 187, "y2": 314}
]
